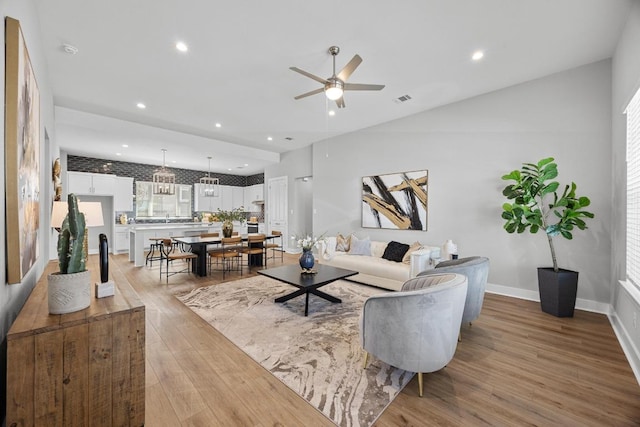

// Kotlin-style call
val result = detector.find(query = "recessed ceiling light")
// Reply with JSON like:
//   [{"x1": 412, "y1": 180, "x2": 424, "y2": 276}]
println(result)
[
  {"x1": 215, "y1": 123, "x2": 222, "y2": 128},
  {"x1": 472, "y1": 50, "x2": 484, "y2": 61},
  {"x1": 328, "y1": 110, "x2": 336, "y2": 116},
  {"x1": 136, "y1": 102, "x2": 146, "y2": 109},
  {"x1": 172, "y1": 160, "x2": 177, "y2": 163},
  {"x1": 228, "y1": 168, "x2": 233, "y2": 171},
  {"x1": 267, "y1": 137, "x2": 273, "y2": 141},
  {"x1": 116, "y1": 152, "x2": 121, "y2": 156},
  {"x1": 122, "y1": 144, "x2": 128, "y2": 148},
  {"x1": 176, "y1": 42, "x2": 188, "y2": 52},
  {"x1": 244, "y1": 164, "x2": 249, "y2": 167}
]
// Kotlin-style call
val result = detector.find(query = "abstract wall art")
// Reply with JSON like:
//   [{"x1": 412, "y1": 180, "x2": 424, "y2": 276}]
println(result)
[
  {"x1": 362, "y1": 170, "x2": 428, "y2": 230},
  {"x1": 5, "y1": 17, "x2": 41, "y2": 284}
]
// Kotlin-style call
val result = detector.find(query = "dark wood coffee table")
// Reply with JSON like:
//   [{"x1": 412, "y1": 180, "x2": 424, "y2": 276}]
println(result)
[{"x1": 258, "y1": 264, "x2": 358, "y2": 316}]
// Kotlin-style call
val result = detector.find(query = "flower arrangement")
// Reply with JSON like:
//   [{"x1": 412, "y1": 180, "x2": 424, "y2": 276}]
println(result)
[
  {"x1": 293, "y1": 233, "x2": 325, "y2": 251},
  {"x1": 210, "y1": 206, "x2": 246, "y2": 223}
]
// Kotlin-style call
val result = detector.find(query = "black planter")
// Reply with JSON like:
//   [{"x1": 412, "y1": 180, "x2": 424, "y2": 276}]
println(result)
[{"x1": 537, "y1": 267, "x2": 578, "y2": 317}]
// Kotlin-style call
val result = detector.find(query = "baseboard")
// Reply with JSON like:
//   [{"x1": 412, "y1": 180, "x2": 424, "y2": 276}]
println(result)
[
  {"x1": 485, "y1": 283, "x2": 610, "y2": 314},
  {"x1": 609, "y1": 311, "x2": 640, "y2": 386}
]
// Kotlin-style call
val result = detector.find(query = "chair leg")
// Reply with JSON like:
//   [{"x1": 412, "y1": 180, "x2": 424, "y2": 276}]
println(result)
[
  {"x1": 418, "y1": 372, "x2": 424, "y2": 397},
  {"x1": 362, "y1": 351, "x2": 369, "y2": 369}
]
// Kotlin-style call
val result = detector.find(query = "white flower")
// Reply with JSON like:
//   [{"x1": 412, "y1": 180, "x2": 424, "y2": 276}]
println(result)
[{"x1": 292, "y1": 233, "x2": 325, "y2": 251}]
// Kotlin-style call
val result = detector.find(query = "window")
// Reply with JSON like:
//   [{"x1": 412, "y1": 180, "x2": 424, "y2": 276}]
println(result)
[
  {"x1": 626, "y1": 87, "x2": 640, "y2": 287},
  {"x1": 135, "y1": 181, "x2": 192, "y2": 219}
]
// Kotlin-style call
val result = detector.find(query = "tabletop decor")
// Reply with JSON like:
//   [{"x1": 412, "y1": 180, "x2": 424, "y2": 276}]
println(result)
[
  {"x1": 48, "y1": 193, "x2": 91, "y2": 314},
  {"x1": 294, "y1": 233, "x2": 325, "y2": 271},
  {"x1": 212, "y1": 206, "x2": 246, "y2": 237}
]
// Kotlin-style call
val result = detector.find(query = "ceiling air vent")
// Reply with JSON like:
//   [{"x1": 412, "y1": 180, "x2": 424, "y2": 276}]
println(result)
[
  {"x1": 393, "y1": 94, "x2": 412, "y2": 104},
  {"x1": 285, "y1": 137, "x2": 294, "y2": 141}
]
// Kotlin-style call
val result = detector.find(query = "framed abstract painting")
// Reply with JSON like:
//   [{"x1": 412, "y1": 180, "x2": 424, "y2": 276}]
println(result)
[
  {"x1": 5, "y1": 17, "x2": 40, "y2": 284},
  {"x1": 362, "y1": 170, "x2": 428, "y2": 230}
]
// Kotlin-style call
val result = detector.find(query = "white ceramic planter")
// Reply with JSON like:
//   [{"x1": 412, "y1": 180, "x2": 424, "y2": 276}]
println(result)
[{"x1": 47, "y1": 270, "x2": 91, "y2": 314}]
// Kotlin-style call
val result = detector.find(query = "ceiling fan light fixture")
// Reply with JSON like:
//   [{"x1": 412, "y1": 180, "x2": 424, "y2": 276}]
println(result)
[{"x1": 325, "y1": 79, "x2": 344, "y2": 100}]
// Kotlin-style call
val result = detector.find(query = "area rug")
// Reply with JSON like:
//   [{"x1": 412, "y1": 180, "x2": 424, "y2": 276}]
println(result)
[{"x1": 176, "y1": 276, "x2": 414, "y2": 427}]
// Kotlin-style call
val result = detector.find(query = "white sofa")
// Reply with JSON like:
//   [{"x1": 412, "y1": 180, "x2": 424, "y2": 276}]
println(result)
[{"x1": 317, "y1": 236, "x2": 441, "y2": 291}]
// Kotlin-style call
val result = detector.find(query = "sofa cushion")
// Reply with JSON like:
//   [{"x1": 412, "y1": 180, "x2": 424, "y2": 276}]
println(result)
[
  {"x1": 382, "y1": 241, "x2": 410, "y2": 262},
  {"x1": 336, "y1": 233, "x2": 352, "y2": 252},
  {"x1": 322, "y1": 236, "x2": 337, "y2": 260},
  {"x1": 349, "y1": 236, "x2": 371, "y2": 256},
  {"x1": 402, "y1": 241, "x2": 423, "y2": 264},
  {"x1": 370, "y1": 241, "x2": 388, "y2": 258}
]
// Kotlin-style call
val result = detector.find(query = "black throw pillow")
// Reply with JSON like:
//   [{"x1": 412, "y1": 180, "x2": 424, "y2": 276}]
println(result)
[{"x1": 382, "y1": 241, "x2": 410, "y2": 262}]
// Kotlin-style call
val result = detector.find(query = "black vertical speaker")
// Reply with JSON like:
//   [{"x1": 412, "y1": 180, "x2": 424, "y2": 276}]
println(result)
[{"x1": 99, "y1": 233, "x2": 109, "y2": 283}]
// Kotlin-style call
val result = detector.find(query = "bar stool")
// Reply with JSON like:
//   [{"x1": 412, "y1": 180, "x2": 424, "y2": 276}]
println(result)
[{"x1": 146, "y1": 237, "x2": 165, "y2": 267}]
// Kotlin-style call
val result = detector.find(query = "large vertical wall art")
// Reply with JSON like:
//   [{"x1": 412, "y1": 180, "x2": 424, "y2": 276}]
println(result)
[
  {"x1": 362, "y1": 170, "x2": 428, "y2": 230},
  {"x1": 5, "y1": 17, "x2": 41, "y2": 284}
]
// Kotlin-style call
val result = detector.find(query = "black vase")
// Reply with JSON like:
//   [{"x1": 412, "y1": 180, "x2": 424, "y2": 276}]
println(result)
[{"x1": 537, "y1": 267, "x2": 578, "y2": 317}]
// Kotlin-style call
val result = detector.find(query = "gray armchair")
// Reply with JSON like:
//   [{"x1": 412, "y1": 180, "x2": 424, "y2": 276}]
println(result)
[
  {"x1": 360, "y1": 273, "x2": 468, "y2": 397},
  {"x1": 419, "y1": 256, "x2": 489, "y2": 325}
]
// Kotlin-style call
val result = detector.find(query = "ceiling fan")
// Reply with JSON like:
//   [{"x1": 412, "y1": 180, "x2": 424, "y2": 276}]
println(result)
[{"x1": 290, "y1": 46, "x2": 385, "y2": 108}]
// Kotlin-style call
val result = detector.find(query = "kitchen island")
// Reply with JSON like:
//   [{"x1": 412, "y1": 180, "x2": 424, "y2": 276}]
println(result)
[{"x1": 129, "y1": 223, "x2": 223, "y2": 267}]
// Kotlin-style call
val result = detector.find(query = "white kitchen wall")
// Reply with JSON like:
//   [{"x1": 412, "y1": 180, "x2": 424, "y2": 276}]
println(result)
[{"x1": 313, "y1": 59, "x2": 612, "y2": 310}]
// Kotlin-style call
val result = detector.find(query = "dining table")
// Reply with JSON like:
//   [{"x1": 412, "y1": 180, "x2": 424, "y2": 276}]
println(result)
[{"x1": 173, "y1": 234, "x2": 277, "y2": 277}]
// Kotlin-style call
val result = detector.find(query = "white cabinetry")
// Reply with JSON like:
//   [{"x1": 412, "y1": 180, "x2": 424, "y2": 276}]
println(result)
[
  {"x1": 194, "y1": 183, "x2": 222, "y2": 213},
  {"x1": 220, "y1": 186, "x2": 234, "y2": 211},
  {"x1": 114, "y1": 225, "x2": 129, "y2": 253},
  {"x1": 244, "y1": 184, "x2": 264, "y2": 207},
  {"x1": 67, "y1": 172, "x2": 116, "y2": 195},
  {"x1": 114, "y1": 177, "x2": 134, "y2": 211},
  {"x1": 233, "y1": 187, "x2": 244, "y2": 210}
]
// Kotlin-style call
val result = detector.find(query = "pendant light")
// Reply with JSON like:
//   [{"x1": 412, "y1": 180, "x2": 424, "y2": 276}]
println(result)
[
  {"x1": 152, "y1": 149, "x2": 176, "y2": 195},
  {"x1": 199, "y1": 156, "x2": 219, "y2": 197}
]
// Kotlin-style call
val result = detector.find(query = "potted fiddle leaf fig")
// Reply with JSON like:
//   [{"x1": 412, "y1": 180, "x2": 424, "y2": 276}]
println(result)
[
  {"x1": 500, "y1": 157, "x2": 594, "y2": 317},
  {"x1": 48, "y1": 193, "x2": 91, "y2": 314}
]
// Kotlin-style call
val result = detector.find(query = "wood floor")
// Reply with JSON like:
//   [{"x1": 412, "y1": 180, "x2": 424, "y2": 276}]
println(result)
[{"x1": 111, "y1": 252, "x2": 640, "y2": 426}]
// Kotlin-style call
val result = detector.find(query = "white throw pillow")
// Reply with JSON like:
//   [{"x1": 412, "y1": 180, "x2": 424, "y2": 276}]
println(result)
[{"x1": 322, "y1": 236, "x2": 337, "y2": 260}]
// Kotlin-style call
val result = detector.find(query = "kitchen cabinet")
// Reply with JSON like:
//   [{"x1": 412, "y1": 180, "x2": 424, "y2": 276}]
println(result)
[
  {"x1": 114, "y1": 225, "x2": 129, "y2": 253},
  {"x1": 194, "y1": 183, "x2": 222, "y2": 213},
  {"x1": 220, "y1": 186, "x2": 234, "y2": 211},
  {"x1": 114, "y1": 177, "x2": 134, "y2": 211},
  {"x1": 67, "y1": 171, "x2": 115, "y2": 195},
  {"x1": 233, "y1": 186, "x2": 244, "y2": 210},
  {"x1": 244, "y1": 184, "x2": 264, "y2": 207}
]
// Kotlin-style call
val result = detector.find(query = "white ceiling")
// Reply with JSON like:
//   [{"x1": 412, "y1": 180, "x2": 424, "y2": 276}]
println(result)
[{"x1": 35, "y1": 0, "x2": 632, "y2": 175}]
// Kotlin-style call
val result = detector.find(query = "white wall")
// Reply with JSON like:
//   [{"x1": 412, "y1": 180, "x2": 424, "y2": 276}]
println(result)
[
  {"x1": 264, "y1": 145, "x2": 312, "y2": 251},
  {"x1": 611, "y1": 1, "x2": 640, "y2": 381},
  {"x1": 313, "y1": 60, "x2": 612, "y2": 310},
  {"x1": 0, "y1": 0, "x2": 58, "y2": 420}
]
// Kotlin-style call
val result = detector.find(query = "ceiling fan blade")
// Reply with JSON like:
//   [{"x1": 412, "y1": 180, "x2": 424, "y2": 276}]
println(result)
[
  {"x1": 289, "y1": 67, "x2": 328, "y2": 85},
  {"x1": 294, "y1": 87, "x2": 325, "y2": 100},
  {"x1": 343, "y1": 83, "x2": 385, "y2": 91},
  {"x1": 337, "y1": 54, "x2": 362, "y2": 81},
  {"x1": 336, "y1": 97, "x2": 346, "y2": 109}
]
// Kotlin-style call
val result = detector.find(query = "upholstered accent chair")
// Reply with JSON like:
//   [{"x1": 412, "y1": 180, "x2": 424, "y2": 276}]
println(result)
[
  {"x1": 360, "y1": 273, "x2": 468, "y2": 397},
  {"x1": 418, "y1": 256, "x2": 490, "y2": 326}
]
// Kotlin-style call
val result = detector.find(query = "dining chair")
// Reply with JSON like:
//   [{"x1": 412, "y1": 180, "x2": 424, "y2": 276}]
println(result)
[
  {"x1": 200, "y1": 232, "x2": 220, "y2": 251},
  {"x1": 265, "y1": 230, "x2": 283, "y2": 265},
  {"x1": 209, "y1": 236, "x2": 243, "y2": 278},
  {"x1": 240, "y1": 234, "x2": 267, "y2": 272},
  {"x1": 159, "y1": 238, "x2": 198, "y2": 283}
]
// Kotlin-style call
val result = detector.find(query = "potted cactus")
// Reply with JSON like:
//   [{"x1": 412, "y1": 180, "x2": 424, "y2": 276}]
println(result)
[{"x1": 47, "y1": 193, "x2": 91, "y2": 314}]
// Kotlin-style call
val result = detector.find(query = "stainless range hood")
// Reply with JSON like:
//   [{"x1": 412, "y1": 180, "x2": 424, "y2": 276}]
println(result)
[{"x1": 252, "y1": 200, "x2": 264, "y2": 205}]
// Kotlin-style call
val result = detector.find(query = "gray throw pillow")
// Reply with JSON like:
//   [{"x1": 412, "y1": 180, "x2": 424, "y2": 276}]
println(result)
[{"x1": 349, "y1": 238, "x2": 371, "y2": 256}]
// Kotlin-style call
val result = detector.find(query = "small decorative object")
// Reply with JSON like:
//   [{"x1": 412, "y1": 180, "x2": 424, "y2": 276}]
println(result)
[
  {"x1": 442, "y1": 239, "x2": 457, "y2": 260},
  {"x1": 294, "y1": 233, "x2": 325, "y2": 272},
  {"x1": 501, "y1": 157, "x2": 594, "y2": 317},
  {"x1": 215, "y1": 207, "x2": 246, "y2": 237},
  {"x1": 48, "y1": 194, "x2": 91, "y2": 314},
  {"x1": 299, "y1": 249, "x2": 315, "y2": 270},
  {"x1": 95, "y1": 233, "x2": 115, "y2": 298}
]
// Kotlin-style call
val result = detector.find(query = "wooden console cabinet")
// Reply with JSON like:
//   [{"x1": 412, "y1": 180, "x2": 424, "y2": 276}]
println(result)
[{"x1": 6, "y1": 258, "x2": 145, "y2": 426}]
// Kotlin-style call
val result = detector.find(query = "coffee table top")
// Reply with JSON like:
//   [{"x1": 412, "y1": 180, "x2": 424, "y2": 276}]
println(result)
[{"x1": 257, "y1": 264, "x2": 358, "y2": 289}]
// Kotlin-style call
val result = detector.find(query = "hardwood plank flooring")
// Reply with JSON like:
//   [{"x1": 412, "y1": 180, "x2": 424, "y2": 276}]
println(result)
[{"x1": 110, "y1": 253, "x2": 640, "y2": 426}]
